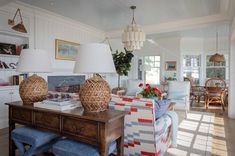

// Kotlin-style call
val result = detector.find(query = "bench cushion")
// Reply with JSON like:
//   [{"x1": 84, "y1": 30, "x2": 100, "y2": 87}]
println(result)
[
  {"x1": 12, "y1": 127, "x2": 58, "y2": 147},
  {"x1": 53, "y1": 139, "x2": 116, "y2": 156}
]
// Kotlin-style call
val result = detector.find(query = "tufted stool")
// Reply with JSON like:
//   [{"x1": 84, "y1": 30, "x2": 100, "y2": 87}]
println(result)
[
  {"x1": 12, "y1": 127, "x2": 59, "y2": 156},
  {"x1": 52, "y1": 139, "x2": 116, "y2": 156}
]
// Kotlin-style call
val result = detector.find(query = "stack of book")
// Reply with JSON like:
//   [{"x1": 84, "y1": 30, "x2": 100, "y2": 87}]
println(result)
[{"x1": 34, "y1": 99, "x2": 81, "y2": 111}]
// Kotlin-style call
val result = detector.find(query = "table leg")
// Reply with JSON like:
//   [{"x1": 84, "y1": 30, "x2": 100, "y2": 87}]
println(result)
[
  {"x1": 100, "y1": 141, "x2": 109, "y2": 156},
  {"x1": 116, "y1": 136, "x2": 124, "y2": 156},
  {"x1": 9, "y1": 120, "x2": 16, "y2": 156}
]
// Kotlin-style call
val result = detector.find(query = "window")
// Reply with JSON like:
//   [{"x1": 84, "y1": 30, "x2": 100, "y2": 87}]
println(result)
[
  {"x1": 206, "y1": 54, "x2": 229, "y2": 79},
  {"x1": 138, "y1": 56, "x2": 161, "y2": 85},
  {"x1": 183, "y1": 55, "x2": 201, "y2": 84}
]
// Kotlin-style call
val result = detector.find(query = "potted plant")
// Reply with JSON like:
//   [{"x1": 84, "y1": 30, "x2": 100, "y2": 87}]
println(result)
[{"x1": 112, "y1": 48, "x2": 134, "y2": 89}]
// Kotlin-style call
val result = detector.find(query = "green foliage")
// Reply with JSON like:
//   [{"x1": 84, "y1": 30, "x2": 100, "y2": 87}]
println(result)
[
  {"x1": 165, "y1": 77, "x2": 177, "y2": 81},
  {"x1": 112, "y1": 48, "x2": 134, "y2": 76}
]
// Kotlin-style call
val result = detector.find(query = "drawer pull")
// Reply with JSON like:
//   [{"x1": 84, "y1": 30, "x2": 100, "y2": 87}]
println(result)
[{"x1": 72, "y1": 125, "x2": 85, "y2": 135}]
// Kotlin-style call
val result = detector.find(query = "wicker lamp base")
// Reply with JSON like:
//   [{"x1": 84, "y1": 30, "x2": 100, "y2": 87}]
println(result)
[
  {"x1": 79, "y1": 75, "x2": 111, "y2": 112},
  {"x1": 19, "y1": 74, "x2": 48, "y2": 105}
]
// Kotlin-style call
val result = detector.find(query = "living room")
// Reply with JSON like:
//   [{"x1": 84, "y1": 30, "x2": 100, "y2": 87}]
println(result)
[{"x1": 0, "y1": 0, "x2": 235, "y2": 156}]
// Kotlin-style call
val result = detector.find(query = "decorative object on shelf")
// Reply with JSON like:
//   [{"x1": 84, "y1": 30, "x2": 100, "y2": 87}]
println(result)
[
  {"x1": 209, "y1": 31, "x2": 225, "y2": 62},
  {"x1": 16, "y1": 49, "x2": 52, "y2": 105},
  {"x1": 138, "y1": 83, "x2": 163, "y2": 99},
  {"x1": 122, "y1": 6, "x2": 145, "y2": 51},
  {"x1": 0, "y1": 61, "x2": 17, "y2": 70},
  {"x1": 2, "y1": 61, "x2": 9, "y2": 69},
  {"x1": 55, "y1": 39, "x2": 80, "y2": 61},
  {"x1": 8, "y1": 8, "x2": 27, "y2": 33},
  {"x1": 73, "y1": 43, "x2": 116, "y2": 112},
  {"x1": 12, "y1": 74, "x2": 28, "y2": 85},
  {"x1": 0, "y1": 42, "x2": 16, "y2": 55},
  {"x1": 139, "y1": 64, "x2": 151, "y2": 84},
  {"x1": 9, "y1": 63, "x2": 17, "y2": 69},
  {"x1": 165, "y1": 61, "x2": 177, "y2": 71},
  {"x1": 16, "y1": 44, "x2": 28, "y2": 55},
  {"x1": 112, "y1": 48, "x2": 134, "y2": 88}
]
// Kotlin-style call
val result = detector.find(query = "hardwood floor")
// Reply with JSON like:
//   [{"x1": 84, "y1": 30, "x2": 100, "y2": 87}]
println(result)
[{"x1": 166, "y1": 102, "x2": 235, "y2": 156}]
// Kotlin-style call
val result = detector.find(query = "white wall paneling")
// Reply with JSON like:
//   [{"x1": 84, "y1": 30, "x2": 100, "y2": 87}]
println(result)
[
  {"x1": 228, "y1": 19, "x2": 235, "y2": 119},
  {"x1": 0, "y1": 2, "x2": 106, "y2": 129}
]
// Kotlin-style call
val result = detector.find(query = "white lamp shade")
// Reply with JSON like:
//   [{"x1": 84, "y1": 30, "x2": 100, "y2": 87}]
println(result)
[
  {"x1": 73, "y1": 43, "x2": 116, "y2": 74},
  {"x1": 16, "y1": 49, "x2": 52, "y2": 73}
]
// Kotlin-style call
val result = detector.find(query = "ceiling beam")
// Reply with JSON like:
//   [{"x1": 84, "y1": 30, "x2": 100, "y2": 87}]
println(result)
[{"x1": 106, "y1": 14, "x2": 230, "y2": 38}]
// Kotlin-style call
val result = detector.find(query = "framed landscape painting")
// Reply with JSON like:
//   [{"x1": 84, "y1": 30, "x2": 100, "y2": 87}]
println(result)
[
  {"x1": 165, "y1": 61, "x2": 177, "y2": 71},
  {"x1": 55, "y1": 39, "x2": 79, "y2": 61}
]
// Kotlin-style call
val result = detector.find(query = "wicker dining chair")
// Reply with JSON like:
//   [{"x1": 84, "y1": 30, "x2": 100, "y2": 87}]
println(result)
[
  {"x1": 205, "y1": 78, "x2": 226, "y2": 110},
  {"x1": 184, "y1": 77, "x2": 205, "y2": 106}
]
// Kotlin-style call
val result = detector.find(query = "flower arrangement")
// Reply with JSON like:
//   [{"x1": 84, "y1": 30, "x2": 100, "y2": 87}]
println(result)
[{"x1": 138, "y1": 83, "x2": 163, "y2": 98}]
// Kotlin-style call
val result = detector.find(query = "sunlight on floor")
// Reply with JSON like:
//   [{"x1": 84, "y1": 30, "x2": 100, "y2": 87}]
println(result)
[{"x1": 166, "y1": 112, "x2": 227, "y2": 156}]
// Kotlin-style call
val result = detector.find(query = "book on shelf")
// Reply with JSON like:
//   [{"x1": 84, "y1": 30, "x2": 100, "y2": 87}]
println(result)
[
  {"x1": 12, "y1": 74, "x2": 28, "y2": 85},
  {"x1": 34, "y1": 101, "x2": 81, "y2": 111}
]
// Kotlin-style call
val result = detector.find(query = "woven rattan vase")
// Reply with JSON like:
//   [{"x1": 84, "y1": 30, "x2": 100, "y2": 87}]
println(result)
[
  {"x1": 79, "y1": 75, "x2": 111, "y2": 112},
  {"x1": 19, "y1": 74, "x2": 48, "y2": 105}
]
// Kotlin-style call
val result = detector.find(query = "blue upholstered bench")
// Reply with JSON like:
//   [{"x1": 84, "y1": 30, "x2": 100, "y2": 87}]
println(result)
[
  {"x1": 12, "y1": 127, "x2": 59, "y2": 156},
  {"x1": 52, "y1": 139, "x2": 117, "y2": 156}
]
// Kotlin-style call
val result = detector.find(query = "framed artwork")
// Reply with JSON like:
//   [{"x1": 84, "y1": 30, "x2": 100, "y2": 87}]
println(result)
[
  {"x1": 0, "y1": 43, "x2": 16, "y2": 55},
  {"x1": 47, "y1": 75, "x2": 85, "y2": 100},
  {"x1": 165, "y1": 61, "x2": 177, "y2": 71},
  {"x1": 55, "y1": 39, "x2": 80, "y2": 61}
]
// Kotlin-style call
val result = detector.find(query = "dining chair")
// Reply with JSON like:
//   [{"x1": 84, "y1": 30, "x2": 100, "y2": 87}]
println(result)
[
  {"x1": 205, "y1": 78, "x2": 226, "y2": 110},
  {"x1": 184, "y1": 77, "x2": 205, "y2": 106}
]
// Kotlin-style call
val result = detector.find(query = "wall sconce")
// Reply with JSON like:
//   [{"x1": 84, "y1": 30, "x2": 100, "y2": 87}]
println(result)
[{"x1": 8, "y1": 8, "x2": 27, "y2": 33}]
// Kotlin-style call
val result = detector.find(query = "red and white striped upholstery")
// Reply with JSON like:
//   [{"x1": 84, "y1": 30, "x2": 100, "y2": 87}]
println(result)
[{"x1": 109, "y1": 94, "x2": 172, "y2": 156}]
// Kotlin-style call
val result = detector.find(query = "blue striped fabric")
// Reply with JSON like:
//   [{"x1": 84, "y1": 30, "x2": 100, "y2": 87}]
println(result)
[{"x1": 154, "y1": 99, "x2": 171, "y2": 119}]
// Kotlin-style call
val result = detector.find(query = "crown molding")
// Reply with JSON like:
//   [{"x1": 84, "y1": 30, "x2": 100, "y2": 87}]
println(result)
[{"x1": 106, "y1": 14, "x2": 231, "y2": 38}]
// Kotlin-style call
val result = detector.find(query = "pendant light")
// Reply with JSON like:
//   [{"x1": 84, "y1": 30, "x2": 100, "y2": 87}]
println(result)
[
  {"x1": 122, "y1": 6, "x2": 145, "y2": 51},
  {"x1": 209, "y1": 31, "x2": 225, "y2": 62}
]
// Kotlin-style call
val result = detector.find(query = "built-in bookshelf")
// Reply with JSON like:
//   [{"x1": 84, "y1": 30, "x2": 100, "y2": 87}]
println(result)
[{"x1": 0, "y1": 32, "x2": 29, "y2": 87}]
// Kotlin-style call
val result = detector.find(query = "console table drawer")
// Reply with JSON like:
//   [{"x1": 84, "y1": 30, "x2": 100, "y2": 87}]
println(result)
[
  {"x1": 34, "y1": 111, "x2": 60, "y2": 130},
  {"x1": 11, "y1": 107, "x2": 32, "y2": 124},
  {"x1": 62, "y1": 117, "x2": 98, "y2": 141}
]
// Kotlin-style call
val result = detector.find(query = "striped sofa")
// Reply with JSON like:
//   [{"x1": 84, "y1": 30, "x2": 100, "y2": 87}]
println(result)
[{"x1": 109, "y1": 94, "x2": 173, "y2": 156}]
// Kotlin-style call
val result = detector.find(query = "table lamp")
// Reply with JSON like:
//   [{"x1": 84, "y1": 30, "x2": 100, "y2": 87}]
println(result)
[
  {"x1": 74, "y1": 43, "x2": 116, "y2": 112},
  {"x1": 16, "y1": 49, "x2": 52, "y2": 105}
]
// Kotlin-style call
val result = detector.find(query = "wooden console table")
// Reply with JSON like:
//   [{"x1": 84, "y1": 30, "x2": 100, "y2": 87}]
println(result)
[{"x1": 6, "y1": 101, "x2": 126, "y2": 156}]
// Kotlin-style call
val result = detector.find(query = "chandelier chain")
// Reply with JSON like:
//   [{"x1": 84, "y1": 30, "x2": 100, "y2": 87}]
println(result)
[{"x1": 131, "y1": 6, "x2": 136, "y2": 24}]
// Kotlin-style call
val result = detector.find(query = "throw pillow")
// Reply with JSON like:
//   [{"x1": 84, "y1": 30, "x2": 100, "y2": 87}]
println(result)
[{"x1": 154, "y1": 99, "x2": 171, "y2": 119}]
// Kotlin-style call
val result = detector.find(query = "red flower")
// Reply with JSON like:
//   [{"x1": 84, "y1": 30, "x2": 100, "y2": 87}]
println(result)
[
  {"x1": 153, "y1": 88, "x2": 157, "y2": 91},
  {"x1": 146, "y1": 84, "x2": 150, "y2": 88},
  {"x1": 154, "y1": 90, "x2": 158, "y2": 94},
  {"x1": 144, "y1": 88, "x2": 150, "y2": 94},
  {"x1": 139, "y1": 83, "x2": 143, "y2": 87}
]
